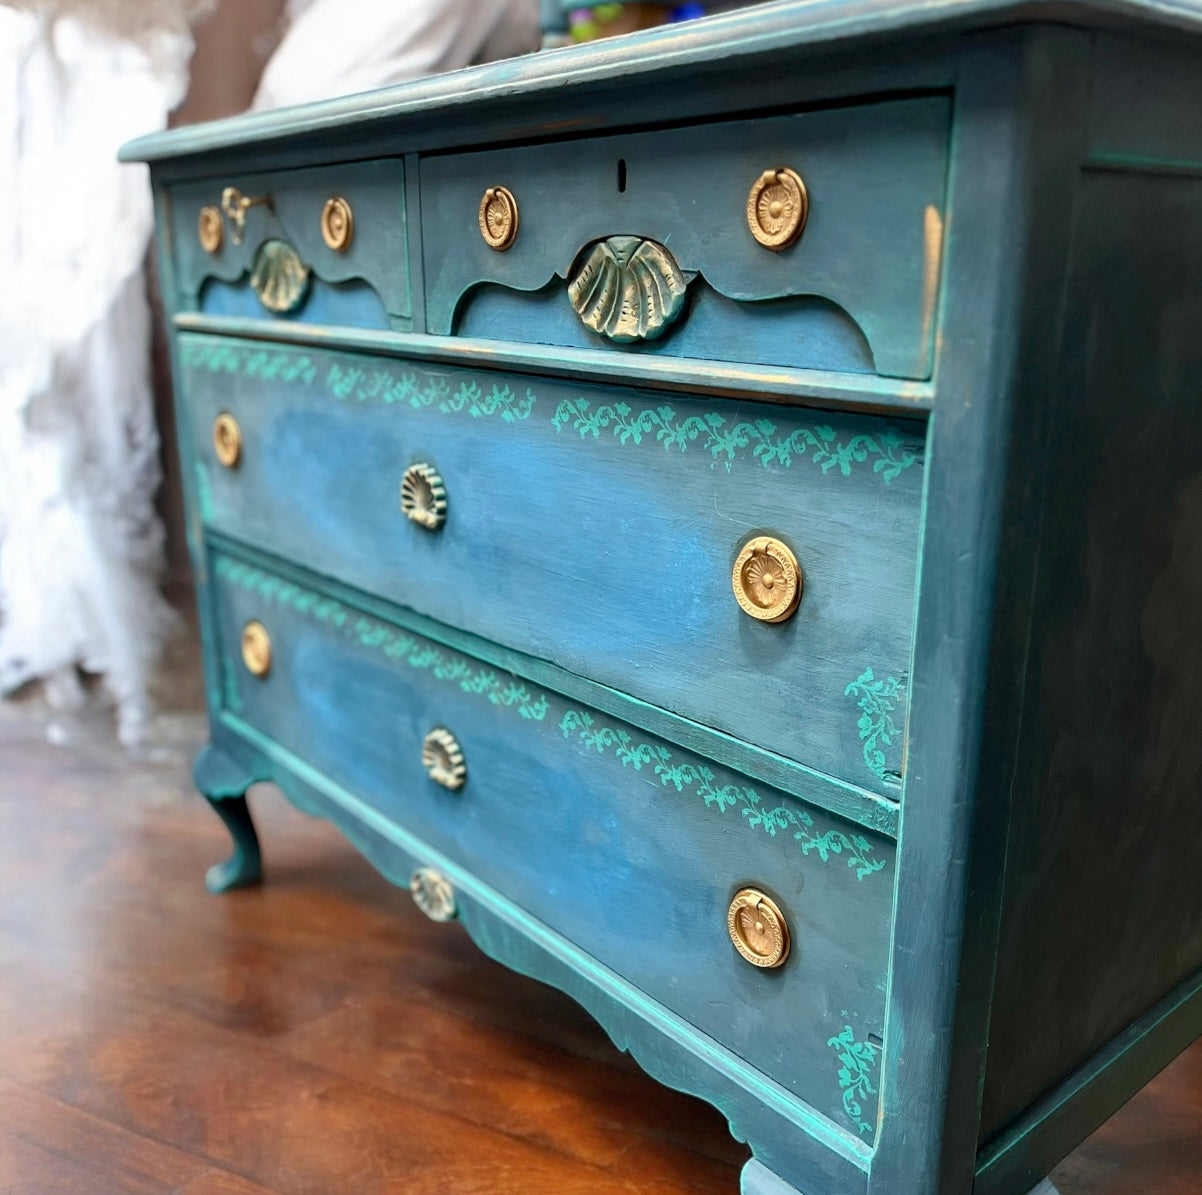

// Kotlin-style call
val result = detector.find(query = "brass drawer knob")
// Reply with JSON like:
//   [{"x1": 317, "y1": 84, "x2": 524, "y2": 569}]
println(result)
[
  {"x1": 213, "y1": 412, "x2": 243, "y2": 468},
  {"x1": 479, "y1": 185, "x2": 519, "y2": 251},
  {"x1": 727, "y1": 887, "x2": 791, "y2": 968},
  {"x1": 320, "y1": 196, "x2": 354, "y2": 252},
  {"x1": 400, "y1": 463, "x2": 447, "y2": 530},
  {"x1": 422, "y1": 728, "x2": 466, "y2": 790},
  {"x1": 197, "y1": 205, "x2": 224, "y2": 253},
  {"x1": 221, "y1": 186, "x2": 270, "y2": 246},
  {"x1": 747, "y1": 168, "x2": 809, "y2": 251},
  {"x1": 410, "y1": 867, "x2": 457, "y2": 921},
  {"x1": 241, "y1": 620, "x2": 272, "y2": 678},
  {"x1": 732, "y1": 536, "x2": 802, "y2": 623}
]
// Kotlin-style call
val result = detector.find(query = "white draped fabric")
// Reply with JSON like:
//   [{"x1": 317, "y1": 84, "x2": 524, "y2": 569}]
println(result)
[{"x1": 0, "y1": 3, "x2": 204, "y2": 745}]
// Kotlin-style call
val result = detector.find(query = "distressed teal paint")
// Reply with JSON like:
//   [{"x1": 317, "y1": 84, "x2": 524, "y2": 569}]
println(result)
[
  {"x1": 844, "y1": 668, "x2": 906, "y2": 782},
  {"x1": 559, "y1": 709, "x2": 887, "y2": 881},
  {"x1": 220, "y1": 657, "x2": 244, "y2": 715},
  {"x1": 181, "y1": 339, "x2": 536, "y2": 421},
  {"x1": 827, "y1": 1025, "x2": 882, "y2": 1138},
  {"x1": 215, "y1": 557, "x2": 550, "y2": 720},
  {"x1": 551, "y1": 397, "x2": 919, "y2": 480}
]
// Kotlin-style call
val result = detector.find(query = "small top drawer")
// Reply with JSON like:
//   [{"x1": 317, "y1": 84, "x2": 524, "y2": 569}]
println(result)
[
  {"x1": 169, "y1": 159, "x2": 410, "y2": 331},
  {"x1": 420, "y1": 96, "x2": 949, "y2": 379}
]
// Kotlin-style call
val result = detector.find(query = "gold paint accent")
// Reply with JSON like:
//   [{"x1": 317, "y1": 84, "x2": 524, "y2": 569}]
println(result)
[
  {"x1": 727, "y1": 887, "x2": 790, "y2": 968},
  {"x1": 410, "y1": 867, "x2": 458, "y2": 921},
  {"x1": 240, "y1": 621, "x2": 272, "y2": 678},
  {"x1": 221, "y1": 186, "x2": 270, "y2": 246},
  {"x1": 212, "y1": 412, "x2": 242, "y2": 468},
  {"x1": 400, "y1": 462, "x2": 447, "y2": 530},
  {"x1": 920, "y1": 203, "x2": 944, "y2": 352},
  {"x1": 732, "y1": 537, "x2": 802, "y2": 623},
  {"x1": 197, "y1": 205, "x2": 224, "y2": 253},
  {"x1": 746, "y1": 168, "x2": 809, "y2": 251},
  {"x1": 320, "y1": 196, "x2": 354, "y2": 252},
  {"x1": 478, "y1": 185, "x2": 519, "y2": 251},
  {"x1": 422, "y1": 728, "x2": 467, "y2": 790}
]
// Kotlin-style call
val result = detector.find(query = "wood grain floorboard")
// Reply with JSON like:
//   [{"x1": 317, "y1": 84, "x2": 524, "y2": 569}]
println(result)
[{"x1": 0, "y1": 629, "x2": 1198, "y2": 1193}]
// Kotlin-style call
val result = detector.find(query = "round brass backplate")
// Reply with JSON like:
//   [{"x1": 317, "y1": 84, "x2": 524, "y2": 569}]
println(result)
[
  {"x1": 320, "y1": 196, "x2": 354, "y2": 252},
  {"x1": 732, "y1": 536, "x2": 802, "y2": 623},
  {"x1": 478, "y1": 185, "x2": 519, "y2": 251},
  {"x1": 241, "y1": 621, "x2": 272, "y2": 678},
  {"x1": 212, "y1": 408, "x2": 242, "y2": 466},
  {"x1": 727, "y1": 887, "x2": 791, "y2": 968},
  {"x1": 746, "y1": 168, "x2": 809, "y2": 251},
  {"x1": 212, "y1": 412, "x2": 243, "y2": 468},
  {"x1": 198, "y1": 205, "x2": 224, "y2": 253}
]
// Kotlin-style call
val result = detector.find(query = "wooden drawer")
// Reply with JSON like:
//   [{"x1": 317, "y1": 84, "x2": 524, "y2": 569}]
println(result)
[
  {"x1": 420, "y1": 96, "x2": 949, "y2": 379},
  {"x1": 182, "y1": 334, "x2": 923, "y2": 796},
  {"x1": 210, "y1": 550, "x2": 894, "y2": 1141},
  {"x1": 168, "y1": 160, "x2": 410, "y2": 330}
]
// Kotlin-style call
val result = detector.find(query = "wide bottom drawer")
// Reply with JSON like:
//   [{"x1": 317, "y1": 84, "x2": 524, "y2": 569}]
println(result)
[{"x1": 210, "y1": 550, "x2": 894, "y2": 1142}]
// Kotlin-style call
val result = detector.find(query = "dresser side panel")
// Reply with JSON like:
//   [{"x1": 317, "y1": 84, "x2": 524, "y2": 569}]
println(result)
[{"x1": 980, "y1": 61, "x2": 1202, "y2": 1141}]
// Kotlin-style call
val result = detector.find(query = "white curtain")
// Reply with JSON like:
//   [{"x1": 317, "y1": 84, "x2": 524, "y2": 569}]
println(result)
[{"x1": 0, "y1": 2, "x2": 207, "y2": 746}]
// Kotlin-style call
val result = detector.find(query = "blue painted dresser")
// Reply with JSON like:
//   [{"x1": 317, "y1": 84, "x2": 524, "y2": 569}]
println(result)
[{"x1": 122, "y1": 2, "x2": 1202, "y2": 1190}]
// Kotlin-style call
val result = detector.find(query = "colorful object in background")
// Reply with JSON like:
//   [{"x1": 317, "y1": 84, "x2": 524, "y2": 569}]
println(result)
[{"x1": 568, "y1": 3, "x2": 706, "y2": 41}]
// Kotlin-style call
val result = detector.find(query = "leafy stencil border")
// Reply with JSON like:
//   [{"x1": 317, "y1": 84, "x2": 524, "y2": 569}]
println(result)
[
  {"x1": 182, "y1": 339, "x2": 536, "y2": 422},
  {"x1": 827, "y1": 1025, "x2": 882, "y2": 1138},
  {"x1": 552, "y1": 397, "x2": 920, "y2": 481},
  {"x1": 559, "y1": 710, "x2": 887, "y2": 881},
  {"x1": 214, "y1": 557, "x2": 549, "y2": 720},
  {"x1": 844, "y1": 667, "x2": 905, "y2": 783}
]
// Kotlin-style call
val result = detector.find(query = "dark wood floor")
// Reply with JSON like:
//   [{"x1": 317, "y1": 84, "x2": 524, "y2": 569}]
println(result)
[{"x1": 0, "y1": 644, "x2": 1199, "y2": 1194}]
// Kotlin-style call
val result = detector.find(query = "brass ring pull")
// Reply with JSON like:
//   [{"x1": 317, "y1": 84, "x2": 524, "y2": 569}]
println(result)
[
  {"x1": 240, "y1": 621, "x2": 272, "y2": 678},
  {"x1": 410, "y1": 867, "x2": 457, "y2": 921},
  {"x1": 400, "y1": 463, "x2": 447, "y2": 530},
  {"x1": 422, "y1": 728, "x2": 466, "y2": 790},
  {"x1": 221, "y1": 186, "x2": 270, "y2": 246},
  {"x1": 478, "y1": 185, "x2": 519, "y2": 251},
  {"x1": 727, "y1": 887, "x2": 791, "y2": 968},
  {"x1": 213, "y1": 412, "x2": 242, "y2": 468},
  {"x1": 746, "y1": 168, "x2": 809, "y2": 251},
  {"x1": 197, "y1": 205, "x2": 224, "y2": 253},
  {"x1": 732, "y1": 536, "x2": 802, "y2": 623},
  {"x1": 320, "y1": 196, "x2": 354, "y2": 252}
]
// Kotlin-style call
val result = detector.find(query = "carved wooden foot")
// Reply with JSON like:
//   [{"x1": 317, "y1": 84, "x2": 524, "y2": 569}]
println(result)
[
  {"x1": 194, "y1": 744, "x2": 263, "y2": 893},
  {"x1": 741, "y1": 1158, "x2": 806, "y2": 1195}
]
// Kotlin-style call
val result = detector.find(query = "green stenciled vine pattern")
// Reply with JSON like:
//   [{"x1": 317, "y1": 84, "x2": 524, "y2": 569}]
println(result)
[
  {"x1": 559, "y1": 710, "x2": 886, "y2": 881},
  {"x1": 845, "y1": 667, "x2": 905, "y2": 783},
  {"x1": 181, "y1": 340, "x2": 535, "y2": 422},
  {"x1": 551, "y1": 397, "x2": 919, "y2": 481},
  {"x1": 827, "y1": 1025, "x2": 882, "y2": 1138},
  {"x1": 181, "y1": 340, "x2": 921, "y2": 480},
  {"x1": 214, "y1": 557, "x2": 549, "y2": 720}
]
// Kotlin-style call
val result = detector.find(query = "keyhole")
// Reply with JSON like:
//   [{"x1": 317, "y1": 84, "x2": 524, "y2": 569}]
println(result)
[{"x1": 617, "y1": 159, "x2": 627, "y2": 193}]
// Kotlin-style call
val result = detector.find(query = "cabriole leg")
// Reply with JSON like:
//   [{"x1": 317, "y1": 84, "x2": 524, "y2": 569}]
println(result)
[{"x1": 194, "y1": 743, "x2": 263, "y2": 893}]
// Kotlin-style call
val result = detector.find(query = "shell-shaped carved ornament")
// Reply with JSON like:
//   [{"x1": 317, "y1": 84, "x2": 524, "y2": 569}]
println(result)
[
  {"x1": 410, "y1": 867, "x2": 457, "y2": 922},
  {"x1": 567, "y1": 236, "x2": 690, "y2": 344},
  {"x1": 249, "y1": 238, "x2": 312, "y2": 314},
  {"x1": 422, "y1": 727, "x2": 467, "y2": 790}
]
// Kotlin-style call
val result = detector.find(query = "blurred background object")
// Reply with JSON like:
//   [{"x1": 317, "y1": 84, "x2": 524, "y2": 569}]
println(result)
[
  {"x1": 0, "y1": 0, "x2": 544, "y2": 749},
  {"x1": 0, "y1": 0, "x2": 212, "y2": 747},
  {"x1": 251, "y1": 0, "x2": 540, "y2": 111}
]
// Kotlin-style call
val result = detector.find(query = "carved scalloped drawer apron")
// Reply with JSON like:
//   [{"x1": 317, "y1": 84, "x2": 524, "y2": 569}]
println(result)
[{"x1": 124, "y1": 5, "x2": 1202, "y2": 1193}]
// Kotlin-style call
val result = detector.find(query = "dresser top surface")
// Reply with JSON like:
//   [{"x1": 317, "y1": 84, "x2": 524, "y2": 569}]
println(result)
[{"x1": 122, "y1": 0, "x2": 1201, "y2": 167}]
